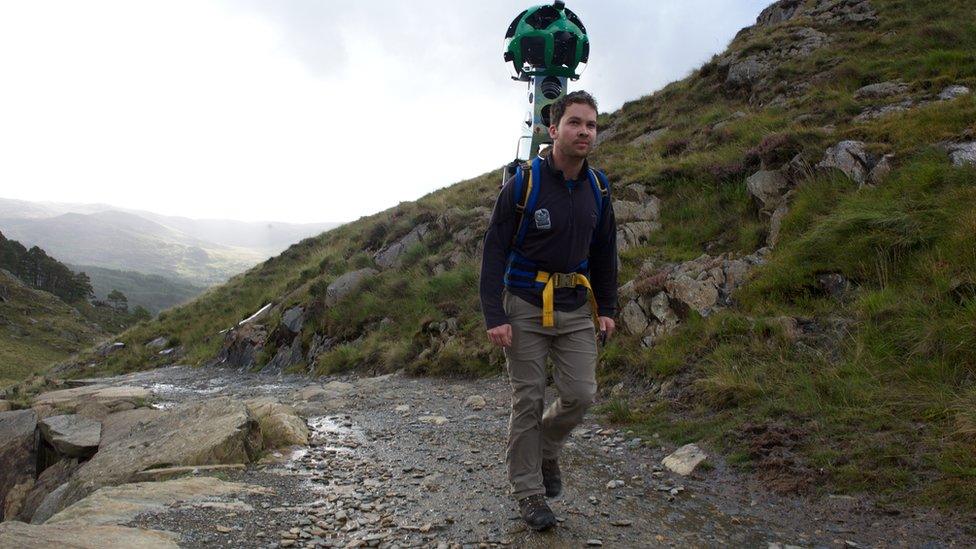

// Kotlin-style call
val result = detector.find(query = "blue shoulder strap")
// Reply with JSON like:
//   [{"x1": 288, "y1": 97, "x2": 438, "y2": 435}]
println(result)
[
  {"x1": 587, "y1": 168, "x2": 610, "y2": 228},
  {"x1": 513, "y1": 157, "x2": 543, "y2": 250}
]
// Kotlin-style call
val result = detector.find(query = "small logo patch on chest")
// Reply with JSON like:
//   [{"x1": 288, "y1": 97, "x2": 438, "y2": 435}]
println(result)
[{"x1": 534, "y1": 208, "x2": 551, "y2": 230}]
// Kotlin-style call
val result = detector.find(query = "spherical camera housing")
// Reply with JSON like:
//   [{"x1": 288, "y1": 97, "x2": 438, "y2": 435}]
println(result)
[{"x1": 503, "y1": 2, "x2": 589, "y2": 80}]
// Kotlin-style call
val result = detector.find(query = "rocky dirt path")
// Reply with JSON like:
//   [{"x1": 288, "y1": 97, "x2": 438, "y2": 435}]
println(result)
[{"x1": 79, "y1": 366, "x2": 971, "y2": 548}]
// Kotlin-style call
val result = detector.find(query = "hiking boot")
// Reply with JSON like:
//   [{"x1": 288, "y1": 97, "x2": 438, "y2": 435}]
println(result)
[
  {"x1": 542, "y1": 457, "x2": 562, "y2": 498},
  {"x1": 518, "y1": 494, "x2": 557, "y2": 531}
]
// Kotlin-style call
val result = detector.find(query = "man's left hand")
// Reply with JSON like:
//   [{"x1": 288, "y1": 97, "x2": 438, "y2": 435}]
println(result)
[{"x1": 598, "y1": 316, "x2": 615, "y2": 340}]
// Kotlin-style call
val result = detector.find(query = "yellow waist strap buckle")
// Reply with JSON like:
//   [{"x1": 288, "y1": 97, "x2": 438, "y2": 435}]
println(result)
[{"x1": 534, "y1": 271, "x2": 600, "y2": 329}]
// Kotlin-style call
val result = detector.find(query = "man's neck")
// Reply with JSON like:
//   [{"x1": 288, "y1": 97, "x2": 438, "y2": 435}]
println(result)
[{"x1": 549, "y1": 147, "x2": 585, "y2": 181}]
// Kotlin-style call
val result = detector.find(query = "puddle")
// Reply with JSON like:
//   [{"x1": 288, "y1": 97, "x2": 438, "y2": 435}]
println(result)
[{"x1": 148, "y1": 380, "x2": 227, "y2": 399}]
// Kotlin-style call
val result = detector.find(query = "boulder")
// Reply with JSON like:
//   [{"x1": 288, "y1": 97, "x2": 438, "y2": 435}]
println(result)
[
  {"x1": 375, "y1": 223, "x2": 430, "y2": 269},
  {"x1": 756, "y1": 0, "x2": 802, "y2": 27},
  {"x1": 464, "y1": 395, "x2": 487, "y2": 411},
  {"x1": 746, "y1": 170, "x2": 791, "y2": 212},
  {"x1": 38, "y1": 415, "x2": 101, "y2": 458},
  {"x1": 325, "y1": 268, "x2": 379, "y2": 307},
  {"x1": 648, "y1": 292, "x2": 679, "y2": 326},
  {"x1": 0, "y1": 400, "x2": 12, "y2": 412},
  {"x1": 245, "y1": 398, "x2": 309, "y2": 448},
  {"x1": 280, "y1": 306, "x2": 305, "y2": 334},
  {"x1": 620, "y1": 300, "x2": 649, "y2": 335},
  {"x1": 213, "y1": 322, "x2": 267, "y2": 369},
  {"x1": 32, "y1": 385, "x2": 150, "y2": 415},
  {"x1": 0, "y1": 409, "x2": 38, "y2": 521},
  {"x1": 617, "y1": 221, "x2": 661, "y2": 251},
  {"x1": 853, "y1": 99, "x2": 914, "y2": 122},
  {"x1": 726, "y1": 55, "x2": 771, "y2": 90},
  {"x1": 816, "y1": 141, "x2": 874, "y2": 185},
  {"x1": 56, "y1": 397, "x2": 261, "y2": 514},
  {"x1": 0, "y1": 521, "x2": 179, "y2": 549},
  {"x1": 629, "y1": 127, "x2": 668, "y2": 147},
  {"x1": 662, "y1": 443, "x2": 708, "y2": 476},
  {"x1": 146, "y1": 337, "x2": 168, "y2": 349},
  {"x1": 45, "y1": 476, "x2": 269, "y2": 528},
  {"x1": 939, "y1": 85, "x2": 971, "y2": 101},
  {"x1": 613, "y1": 196, "x2": 661, "y2": 222},
  {"x1": 666, "y1": 276, "x2": 720, "y2": 316},
  {"x1": 947, "y1": 142, "x2": 976, "y2": 167},
  {"x1": 866, "y1": 153, "x2": 895, "y2": 187},
  {"x1": 854, "y1": 81, "x2": 908, "y2": 99}
]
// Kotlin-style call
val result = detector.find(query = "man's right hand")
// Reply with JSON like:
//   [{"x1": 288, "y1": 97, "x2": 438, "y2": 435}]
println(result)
[{"x1": 487, "y1": 324, "x2": 513, "y2": 348}]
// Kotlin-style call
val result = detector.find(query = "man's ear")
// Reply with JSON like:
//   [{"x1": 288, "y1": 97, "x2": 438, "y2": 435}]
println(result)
[{"x1": 548, "y1": 124, "x2": 558, "y2": 140}]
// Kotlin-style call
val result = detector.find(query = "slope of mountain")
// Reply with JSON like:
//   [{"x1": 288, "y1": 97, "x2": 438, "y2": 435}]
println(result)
[
  {"x1": 0, "y1": 269, "x2": 105, "y2": 387},
  {"x1": 57, "y1": 0, "x2": 976, "y2": 508},
  {"x1": 67, "y1": 264, "x2": 207, "y2": 315}
]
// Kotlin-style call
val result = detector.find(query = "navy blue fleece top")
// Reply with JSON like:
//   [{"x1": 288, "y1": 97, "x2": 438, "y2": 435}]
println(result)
[{"x1": 479, "y1": 155, "x2": 618, "y2": 329}]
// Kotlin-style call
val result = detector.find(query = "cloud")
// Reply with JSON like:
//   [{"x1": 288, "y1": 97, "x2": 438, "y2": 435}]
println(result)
[{"x1": 0, "y1": 1, "x2": 769, "y2": 223}]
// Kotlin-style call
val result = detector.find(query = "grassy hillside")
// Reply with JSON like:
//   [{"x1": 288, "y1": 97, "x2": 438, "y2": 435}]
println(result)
[
  {"x1": 53, "y1": 0, "x2": 975, "y2": 509},
  {"x1": 0, "y1": 269, "x2": 105, "y2": 388}
]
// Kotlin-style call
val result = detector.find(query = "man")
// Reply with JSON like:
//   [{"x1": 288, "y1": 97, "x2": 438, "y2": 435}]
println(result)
[{"x1": 479, "y1": 90, "x2": 618, "y2": 531}]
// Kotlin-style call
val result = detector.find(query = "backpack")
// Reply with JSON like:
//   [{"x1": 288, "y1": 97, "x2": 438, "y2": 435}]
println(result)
[{"x1": 502, "y1": 155, "x2": 610, "y2": 291}]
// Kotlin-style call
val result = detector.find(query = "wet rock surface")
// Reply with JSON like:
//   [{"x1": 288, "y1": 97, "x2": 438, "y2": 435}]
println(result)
[{"x1": 8, "y1": 365, "x2": 962, "y2": 548}]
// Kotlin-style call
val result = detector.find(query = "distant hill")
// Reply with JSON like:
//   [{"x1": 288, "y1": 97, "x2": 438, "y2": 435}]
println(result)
[
  {"x1": 0, "y1": 197, "x2": 342, "y2": 257},
  {"x1": 0, "y1": 210, "x2": 264, "y2": 286},
  {"x1": 67, "y1": 264, "x2": 207, "y2": 315}
]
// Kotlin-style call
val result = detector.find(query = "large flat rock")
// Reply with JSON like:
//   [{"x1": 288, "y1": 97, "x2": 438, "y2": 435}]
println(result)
[
  {"x1": 0, "y1": 521, "x2": 178, "y2": 548},
  {"x1": 38, "y1": 414, "x2": 102, "y2": 458},
  {"x1": 0, "y1": 409, "x2": 38, "y2": 521},
  {"x1": 46, "y1": 476, "x2": 271, "y2": 527},
  {"x1": 32, "y1": 385, "x2": 150, "y2": 414},
  {"x1": 55, "y1": 397, "x2": 261, "y2": 515}
]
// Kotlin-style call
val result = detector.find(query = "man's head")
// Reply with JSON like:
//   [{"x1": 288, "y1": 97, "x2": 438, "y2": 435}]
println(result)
[{"x1": 547, "y1": 90, "x2": 598, "y2": 160}]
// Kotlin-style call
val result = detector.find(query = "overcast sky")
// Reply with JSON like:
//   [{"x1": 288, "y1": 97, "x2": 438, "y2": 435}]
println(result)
[{"x1": 0, "y1": 1, "x2": 769, "y2": 223}]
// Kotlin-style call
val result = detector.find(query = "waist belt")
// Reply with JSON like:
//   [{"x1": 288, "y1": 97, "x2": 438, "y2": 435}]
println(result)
[{"x1": 534, "y1": 271, "x2": 600, "y2": 329}]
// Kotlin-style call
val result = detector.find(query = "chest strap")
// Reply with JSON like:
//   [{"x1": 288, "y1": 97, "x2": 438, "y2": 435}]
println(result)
[{"x1": 534, "y1": 271, "x2": 600, "y2": 329}]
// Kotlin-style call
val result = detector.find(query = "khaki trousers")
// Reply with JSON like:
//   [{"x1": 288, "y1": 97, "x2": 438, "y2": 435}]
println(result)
[{"x1": 502, "y1": 290, "x2": 598, "y2": 500}]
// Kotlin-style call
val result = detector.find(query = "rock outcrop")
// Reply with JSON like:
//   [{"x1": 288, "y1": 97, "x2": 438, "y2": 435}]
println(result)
[
  {"x1": 0, "y1": 409, "x2": 38, "y2": 520},
  {"x1": 55, "y1": 397, "x2": 261, "y2": 514},
  {"x1": 325, "y1": 268, "x2": 379, "y2": 307},
  {"x1": 946, "y1": 142, "x2": 976, "y2": 167},
  {"x1": 45, "y1": 476, "x2": 270, "y2": 527},
  {"x1": 816, "y1": 140, "x2": 892, "y2": 187},
  {"x1": 375, "y1": 224, "x2": 429, "y2": 269},
  {"x1": 31, "y1": 385, "x2": 149, "y2": 416},
  {"x1": 0, "y1": 521, "x2": 179, "y2": 549},
  {"x1": 618, "y1": 249, "x2": 769, "y2": 346}
]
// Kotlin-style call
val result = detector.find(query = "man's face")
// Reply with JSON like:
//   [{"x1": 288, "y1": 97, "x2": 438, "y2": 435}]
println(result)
[{"x1": 548, "y1": 102, "x2": 598, "y2": 160}]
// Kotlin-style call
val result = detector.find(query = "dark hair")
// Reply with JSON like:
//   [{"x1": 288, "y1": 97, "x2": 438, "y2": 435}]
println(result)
[{"x1": 549, "y1": 90, "x2": 598, "y2": 128}]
